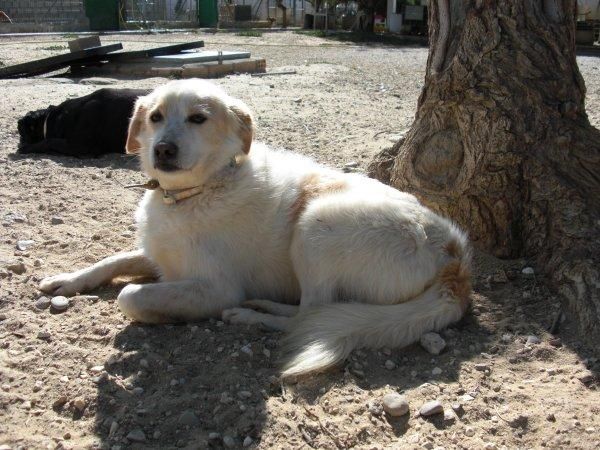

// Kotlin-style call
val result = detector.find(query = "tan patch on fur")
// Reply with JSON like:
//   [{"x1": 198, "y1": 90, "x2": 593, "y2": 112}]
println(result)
[
  {"x1": 229, "y1": 105, "x2": 254, "y2": 154},
  {"x1": 443, "y1": 239, "x2": 463, "y2": 259},
  {"x1": 126, "y1": 100, "x2": 148, "y2": 154},
  {"x1": 290, "y1": 174, "x2": 347, "y2": 222},
  {"x1": 438, "y1": 259, "x2": 472, "y2": 312}
]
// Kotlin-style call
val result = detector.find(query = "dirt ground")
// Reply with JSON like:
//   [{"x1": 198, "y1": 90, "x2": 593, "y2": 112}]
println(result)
[{"x1": 0, "y1": 31, "x2": 599, "y2": 450}]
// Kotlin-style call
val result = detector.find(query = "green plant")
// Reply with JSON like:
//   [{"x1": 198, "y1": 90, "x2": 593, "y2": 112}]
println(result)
[{"x1": 294, "y1": 30, "x2": 327, "y2": 38}]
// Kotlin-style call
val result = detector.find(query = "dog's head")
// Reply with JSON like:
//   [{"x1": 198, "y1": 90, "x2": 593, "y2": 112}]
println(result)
[
  {"x1": 126, "y1": 79, "x2": 254, "y2": 189},
  {"x1": 17, "y1": 108, "x2": 49, "y2": 147}
]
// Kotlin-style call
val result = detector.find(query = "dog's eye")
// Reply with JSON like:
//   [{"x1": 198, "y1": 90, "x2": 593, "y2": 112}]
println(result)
[
  {"x1": 188, "y1": 114, "x2": 206, "y2": 124},
  {"x1": 150, "y1": 112, "x2": 163, "y2": 123}
]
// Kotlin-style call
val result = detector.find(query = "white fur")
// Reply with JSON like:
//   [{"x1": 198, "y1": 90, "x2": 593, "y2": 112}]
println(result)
[{"x1": 40, "y1": 79, "x2": 471, "y2": 377}]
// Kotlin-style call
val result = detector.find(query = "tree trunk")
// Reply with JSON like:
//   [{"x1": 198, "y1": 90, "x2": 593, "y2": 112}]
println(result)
[{"x1": 369, "y1": 0, "x2": 600, "y2": 345}]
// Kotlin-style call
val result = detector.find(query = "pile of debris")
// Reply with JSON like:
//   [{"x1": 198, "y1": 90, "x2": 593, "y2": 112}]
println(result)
[{"x1": 0, "y1": 36, "x2": 266, "y2": 79}]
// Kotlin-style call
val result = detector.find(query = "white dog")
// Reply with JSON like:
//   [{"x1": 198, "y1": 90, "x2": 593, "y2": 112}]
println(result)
[{"x1": 40, "y1": 79, "x2": 471, "y2": 377}]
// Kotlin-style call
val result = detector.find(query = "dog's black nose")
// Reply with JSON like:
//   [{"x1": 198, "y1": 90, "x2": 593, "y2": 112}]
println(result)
[{"x1": 154, "y1": 141, "x2": 178, "y2": 161}]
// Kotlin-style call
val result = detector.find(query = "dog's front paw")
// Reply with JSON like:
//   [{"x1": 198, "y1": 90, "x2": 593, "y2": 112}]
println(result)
[
  {"x1": 222, "y1": 307, "x2": 260, "y2": 325},
  {"x1": 39, "y1": 272, "x2": 87, "y2": 296}
]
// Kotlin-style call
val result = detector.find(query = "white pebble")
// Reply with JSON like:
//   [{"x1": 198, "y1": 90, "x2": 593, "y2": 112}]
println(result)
[
  {"x1": 385, "y1": 360, "x2": 396, "y2": 370},
  {"x1": 243, "y1": 436, "x2": 253, "y2": 447},
  {"x1": 420, "y1": 332, "x2": 446, "y2": 355},
  {"x1": 432, "y1": 367, "x2": 442, "y2": 376},
  {"x1": 522, "y1": 267, "x2": 534, "y2": 275},
  {"x1": 464, "y1": 426, "x2": 475, "y2": 437},
  {"x1": 526, "y1": 335, "x2": 541, "y2": 345},
  {"x1": 420, "y1": 400, "x2": 443, "y2": 416},
  {"x1": 50, "y1": 296, "x2": 69, "y2": 311},
  {"x1": 382, "y1": 393, "x2": 409, "y2": 416}
]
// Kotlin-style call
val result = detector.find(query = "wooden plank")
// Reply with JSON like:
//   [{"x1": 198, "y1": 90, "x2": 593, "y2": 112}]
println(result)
[
  {"x1": 0, "y1": 43, "x2": 123, "y2": 79},
  {"x1": 68, "y1": 36, "x2": 101, "y2": 53},
  {"x1": 104, "y1": 41, "x2": 205, "y2": 62},
  {"x1": 148, "y1": 50, "x2": 250, "y2": 64}
]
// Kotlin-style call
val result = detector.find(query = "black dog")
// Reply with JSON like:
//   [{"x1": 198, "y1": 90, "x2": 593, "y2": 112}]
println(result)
[{"x1": 17, "y1": 88, "x2": 150, "y2": 158}]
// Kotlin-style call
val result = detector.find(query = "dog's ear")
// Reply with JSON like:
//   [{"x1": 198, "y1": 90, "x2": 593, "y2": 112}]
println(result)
[
  {"x1": 229, "y1": 102, "x2": 254, "y2": 154},
  {"x1": 126, "y1": 98, "x2": 149, "y2": 154}
]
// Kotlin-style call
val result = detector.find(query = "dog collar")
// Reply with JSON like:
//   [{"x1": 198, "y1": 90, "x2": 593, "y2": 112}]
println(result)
[{"x1": 125, "y1": 156, "x2": 241, "y2": 205}]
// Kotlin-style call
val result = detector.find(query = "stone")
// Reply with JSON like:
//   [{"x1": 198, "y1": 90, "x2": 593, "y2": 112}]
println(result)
[
  {"x1": 344, "y1": 161, "x2": 359, "y2": 168},
  {"x1": 522, "y1": 267, "x2": 535, "y2": 275},
  {"x1": 492, "y1": 270, "x2": 508, "y2": 283},
  {"x1": 526, "y1": 335, "x2": 541, "y2": 345},
  {"x1": 432, "y1": 367, "x2": 443, "y2": 376},
  {"x1": 33, "y1": 259, "x2": 43, "y2": 267},
  {"x1": 483, "y1": 443, "x2": 497, "y2": 450},
  {"x1": 385, "y1": 359, "x2": 396, "y2": 370},
  {"x1": 243, "y1": 436, "x2": 253, "y2": 447},
  {"x1": 126, "y1": 429, "x2": 146, "y2": 443},
  {"x1": 420, "y1": 400, "x2": 443, "y2": 417},
  {"x1": 475, "y1": 363, "x2": 490, "y2": 372},
  {"x1": 51, "y1": 216, "x2": 64, "y2": 225},
  {"x1": 37, "y1": 331, "x2": 51, "y2": 340},
  {"x1": 178, "y1": 410, "x2": 199, "y2": 427},
  {"x1": 443, "y1": 410, "x2": 457, "y2": 422},
  {"x1": 72, "y1": 397, "x2": 87, "y2": 412},
  {"x1": 132, "y1": 387, "x2": 144, "y2": 395},
  {"x1": 420, "y1": 332, "x2": 446, "y2": 355},
  {"x1": 382, "y1": 393, "x2": 409, "y2": 417},
  {"x1": 16, "y1": 240, "x2": 35, "y2": 251},
  {"x1": 240, "y1": 344, "x2": 253, "y2": 357},
  {"x1": 223, "y1": 436, "x2": 235, "y2": 448},
  {"x1": 464, "y1": 426, "x2": 476, "y2": 437},
  {"x1": 109, "y1": 421, "x2": 119, "y2": 437},
  {"x1": 53, "y1": 396, "x2": 68, "y2": 408},
  {"x1": 51, "y1": 296, "x2": 69, "y2": 311},
  {"x1": 33, "y1": 380, "x2": 44, "y2": 392},
  {"x1": 6, "y1": 262, "x2": 26, "y2": 274},
  {"x1": 578, "y1": 370, "x2": 594, "y2": 384},
  {"x1": 35, "y1": 296, "x2": 51, "y2": 310},
  {"x1": 80, "y1": 77, "x2": 118, "y2": 85}
]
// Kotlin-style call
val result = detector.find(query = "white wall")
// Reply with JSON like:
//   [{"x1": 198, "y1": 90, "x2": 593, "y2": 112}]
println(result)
[{"x1": 386, "y1": 0, "x2": 402, "y2": 33}]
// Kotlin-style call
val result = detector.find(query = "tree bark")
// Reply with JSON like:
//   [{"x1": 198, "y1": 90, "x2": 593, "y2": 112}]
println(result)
[{"x1": 369, "y1": 0, "x2": 600, "y2": 345}]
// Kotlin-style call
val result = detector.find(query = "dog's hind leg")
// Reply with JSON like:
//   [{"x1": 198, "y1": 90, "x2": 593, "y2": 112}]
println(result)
[
  {"x1": 222, "y1": 308, "x2": 291, "y2": 331},
  {"x1": 118, "y1": 279, "x2": 244, "y2": 323},
  {"x1": 39, "y1": 250, "x2": 156, "y2": 296},
  {"x1": 242, "y1": 300, "x2": 299, "y2": 317}
]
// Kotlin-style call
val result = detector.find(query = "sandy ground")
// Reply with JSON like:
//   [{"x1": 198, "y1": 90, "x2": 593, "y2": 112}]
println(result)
[{"x1": 0, "y1": 31, "x2": 599, "y2": 450}]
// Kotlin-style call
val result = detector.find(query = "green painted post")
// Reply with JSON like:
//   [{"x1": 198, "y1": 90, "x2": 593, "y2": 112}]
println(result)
[{"x1": 197, "y1": 0, "x2": 218, "y2": 27}]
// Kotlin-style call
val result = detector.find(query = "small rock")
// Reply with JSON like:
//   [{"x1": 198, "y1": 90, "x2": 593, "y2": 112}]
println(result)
[
  {"x1": 132, "y1": 387, "x2": 144, "y2": 395},
  {"x1": 546, "y1": 413, "x2": 556, "y2": 422},
  {"x1": 420, "y1": 400, "x2": 443, "y2": 417},
  {"x1": 50, "y1": 216, "x2": 64, "y2": 225},
  {"x1": 153, "y1": 430, "x2": 161, "y2": 439},
  {"x1": 33, "y1": 380, "x2": 44, "y2": 392},
  {"x1": 522, "y1": 267, "x2": 534, "y2": 275},
  {"x1": 240, "y1": 344, "x2": 253, "y2": 357},
  {"x1": 382, "y1": 393, "x2": 409, "y2": 416},
  {"x1": 526, "y1": 335, "x2": 541, "y2": 345},
  {"x1": 492, "y1": 270, "x2": 508, "y2": 283},
  {"x1": 53, "y1": 396, "x2": 68, "y2": 408},
  {"x1": 549, "y1": 338, "x2": 562, "y2": 347},
  {"x1": 344, "y1": 161, "x2": 359, "y2": 168},
  {"x1": 238, "y1": 390, "x2": 252, "y2": 399},
  {"x1": 89, "y1": 365, "x2": 104, "y2": 373},
  {"x1": 178, "y1": 410, "x2": 199, "y2": 427},
  {"x1": 35, "y1": 296, "x2": 51, "y2": 310},
  {"x1": 292, "y1": 97, "x2": 302, "y2": 103},
  {"x1": 16, "y1": 240, "x2": 35, "y2": 251},
  {"x1": 243, "y1": 436, "x2": 253, "y2": 447},
  {"x1": 72, "y1": 397, "x2": 87, "y2": 412},
  {"x1": 208, "y1": 432, "x2": 221, "y2": 440},
  {"x1": 432, "y1": 367, "x2": 442, "y2": 376},
  {"x1": 33, "y1": 258, "x2": 43, "y2": 267},
  {"x1": 451, "y1": 403, "x2": 463, "y2": 414},
  {"x1": 483, "y1": 443, "x2": 497, "y2": 450},
  {"x1": 79, "y1": 77, "x2": 118, "y2": 85},
  {"x1": 126, "y1": 429, "x2": 146, "y2": 443},
  {"x1": 420, "y1": 332, "x2": 446, "y2": 355},
  {"x1": 384, "y1": 359, "x2": 396, "y2": 370},
  {"x1": 443, "y1": 410, "x2": 457, "y2": 422},
  {"x1": 51, "y1": 296, "x2": 69, "y2": 311},
  {"x1": 464, "y1": 426, "x2": 476, "y2": 437},
  {"x1": 501, "y1": 333, "x2": 512, "y2": 343},
  {"x1": 139, "y1": 358, "x2": 149, "y2": 368},
  {"x1": 578, "y1": 370, "x2": 594, "y2": 384},
  {"x1": 6, "y1": 262, "x2": 26, "y2": 274},
  {"x1": 475, "y1": 363, "x2": 490, "y2": 372},
  {"x1": 109, "y1": 421, "x2": 119, "y2": 437},
  {"x1": 223, "y1": 436, "x2": 235, "y2": 448},
  {"x1": 37, "y1": 330, "x2": 51, "y2": 340}
]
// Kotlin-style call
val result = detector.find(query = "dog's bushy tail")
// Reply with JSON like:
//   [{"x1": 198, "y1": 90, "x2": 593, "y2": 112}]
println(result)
[{"x1": 281, "y1": 248, "x2": 471, "y2": 378}]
